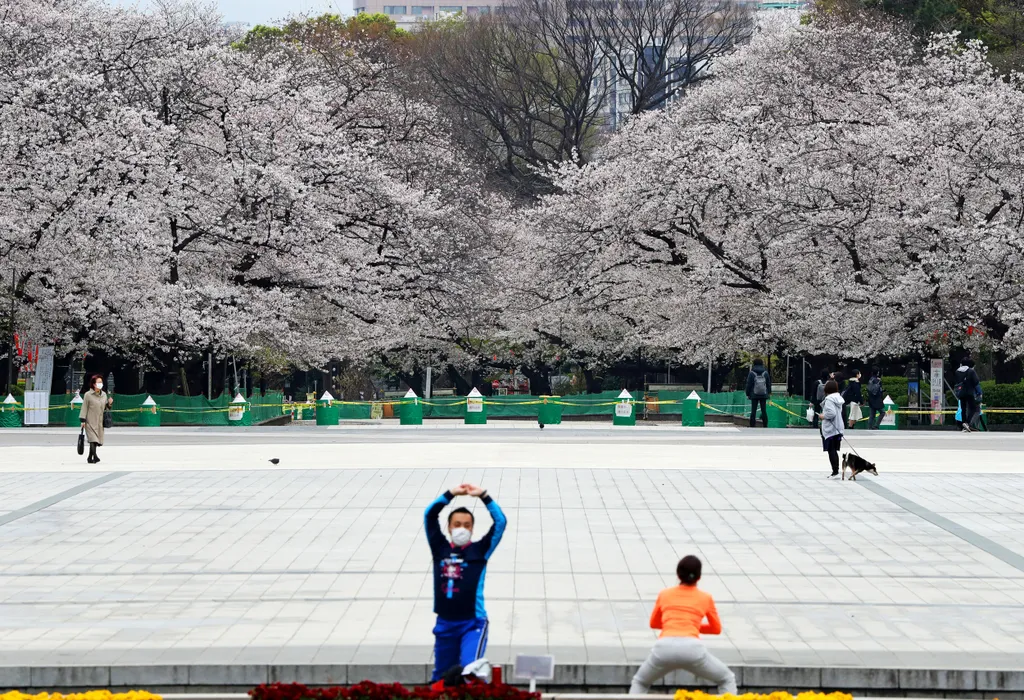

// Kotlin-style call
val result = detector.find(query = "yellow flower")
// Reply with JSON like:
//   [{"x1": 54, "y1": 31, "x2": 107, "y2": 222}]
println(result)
[
  {"x1": 674, "y1": 692, "x2": 853, "y2": 700},
  {"x1": 0, "y1": 691, "x2": 161, "y2": 700}
]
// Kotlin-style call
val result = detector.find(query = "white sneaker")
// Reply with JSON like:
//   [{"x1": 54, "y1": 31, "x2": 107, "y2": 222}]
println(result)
[
  {"x1": 827, "y1": 473, "x2": 840, "y2": 479},
  {"x1": 962, "y1": 424, "x2": 972, "y2": 433}
]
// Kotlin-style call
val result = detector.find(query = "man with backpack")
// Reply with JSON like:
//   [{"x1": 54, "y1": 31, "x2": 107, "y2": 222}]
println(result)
[
  {"x1": 865, "y1": 368, "x2": 885, "y2": 430},
  {"x1": 812, "y1": 370, "x2": 829, "y2": 428},
  {"x1": 746, "y1": 358, "x2": 771, "y2": 428},
  {"x1": 955, "y1": 356, "x2": 982, "y2": 433}
]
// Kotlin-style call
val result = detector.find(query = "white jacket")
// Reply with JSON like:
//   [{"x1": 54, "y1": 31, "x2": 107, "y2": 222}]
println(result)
[{"x1": 821, "y1": 392, "x2": 846, "y2": 440}]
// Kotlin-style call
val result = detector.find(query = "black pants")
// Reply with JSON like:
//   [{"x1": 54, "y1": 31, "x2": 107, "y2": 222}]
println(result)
[
  {"x1": 869, "y1": 407, "x2": 884, "y2": 429},
  {"x1": 826, "y1": 438, "x2": 841, "y2": 474},
  {"x1": 749, "y1": 397, "x2": 767, "y2": 427},
  {"x1": 812, "y1": 400, "x2": 822, "y2": 428},
  {"x1": 961, "y1": 394, "x2": 979, "y2": 429}
]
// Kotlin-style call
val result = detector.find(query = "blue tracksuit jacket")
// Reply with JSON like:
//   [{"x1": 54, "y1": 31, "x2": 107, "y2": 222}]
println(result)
[{"x1": 424, "y1": 490, "x2": 507, "y2": 621}]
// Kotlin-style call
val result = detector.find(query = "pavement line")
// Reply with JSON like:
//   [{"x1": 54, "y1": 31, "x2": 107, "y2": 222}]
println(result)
[
  {"x1": 0, "y1": 472, "x2": 130, "y2": 528},
  {"x1": 859, "y1": 478, "x2": 1024, "y2": 574}
]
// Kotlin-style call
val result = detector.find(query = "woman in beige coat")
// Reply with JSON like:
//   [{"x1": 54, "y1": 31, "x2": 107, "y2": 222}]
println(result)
[{"x1": 80, "y1": 374, "x2": 112, "y2": 463}]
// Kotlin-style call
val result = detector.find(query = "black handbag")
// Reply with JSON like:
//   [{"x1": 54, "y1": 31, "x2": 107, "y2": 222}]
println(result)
[
  {"x1": 103, "y1": 409, "x2": 112, "y2": 429},
  {"x1": 77, "y1": 428, "x2": 85, "y2": 455}
]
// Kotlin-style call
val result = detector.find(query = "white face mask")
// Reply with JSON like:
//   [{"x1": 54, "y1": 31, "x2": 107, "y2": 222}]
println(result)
[
  {"x1": 451, "y1": 527, "x2": 471, "y2": 547},
  {"x1": 95, "y1": 382, "x2": 103, "y2": 391}
]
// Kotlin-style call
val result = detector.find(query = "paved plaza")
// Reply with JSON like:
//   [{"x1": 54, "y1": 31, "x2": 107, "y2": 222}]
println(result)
[{"x1": 1, "y1": 425, "x2": 1023, "y2": 680}]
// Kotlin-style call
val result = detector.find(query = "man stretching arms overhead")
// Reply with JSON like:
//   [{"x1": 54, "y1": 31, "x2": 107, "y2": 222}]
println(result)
[{"x1": 424, "y1": 483, "x2": 507, "y2": 682}]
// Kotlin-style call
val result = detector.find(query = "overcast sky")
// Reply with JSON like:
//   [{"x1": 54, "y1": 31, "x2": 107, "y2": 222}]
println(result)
[{"x1": 111, "y1": 0, "x2": 353, "y2": 26}]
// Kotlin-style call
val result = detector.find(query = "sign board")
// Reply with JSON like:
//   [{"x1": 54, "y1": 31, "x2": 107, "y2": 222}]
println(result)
[
  {"x1": 513, "y1": 654, "x2": 555, "y2": 681},
  {"x1": 228, "y1": 404, "x2": 245, "y2": 422},
  {"x1": 23, "y1": 390, "x2": 50, "y2": 425},
  {"x1": 614, "y1": 402, "x2": 632, "y2": 418},
  {"x1": 466, "y1": 397, "x2": 484, "y2": 413},
  {"x1": 880, "y1": 400, "x2": 897, "y2": 428},
  {"x1": 34, "y1": 346, "x2": 54, "y2": 394},
  {"x1": 370, "y1": 402, "x2": 384, "y2": 420},
  {"x1": 929, "y1": 359, "x2": 944, "y2": 425}
]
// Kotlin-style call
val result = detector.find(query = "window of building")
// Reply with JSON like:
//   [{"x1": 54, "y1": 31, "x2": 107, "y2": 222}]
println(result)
[
  {"x1": 466, "y1": 5, "x2": 490, "y2": 13},
  {"x1": 411, "y1": 5, "x2": 434, "y2": 14},
  {"x1": 438, "y1": 5, "x2": 462, "y2": 12},
  {"x1": 383, "y1": 5, "x2": 407, "y2": 14},
  {"x1": 354, "y1": 6, "x2": 367, "y2": 12}
]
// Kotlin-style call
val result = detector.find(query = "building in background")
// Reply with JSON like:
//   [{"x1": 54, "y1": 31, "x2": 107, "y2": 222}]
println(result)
[{"x1": 353, "y1": 0, "x2": 502, "y2": 30}]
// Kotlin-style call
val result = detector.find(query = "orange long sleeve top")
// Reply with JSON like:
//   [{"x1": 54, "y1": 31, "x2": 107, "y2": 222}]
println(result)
[{"x1": 649, "y1": 584, "x2": 722, "y2": 638}]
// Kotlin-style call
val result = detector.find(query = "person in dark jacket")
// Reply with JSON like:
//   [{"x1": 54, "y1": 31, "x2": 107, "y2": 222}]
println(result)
[
  {"x1": 864, "y1": 368, "x2": 885, "y2": 429},
  {"x1": 812, "y1": 370, "x2": 829, "y2": 429},
  {"x1": 746, "y1": 359, "x2": 771, "y2": 428},
  {"x1": 956, "y1": 356, "x2": 982, "y2": 433},
  {"x1": 842, "y1": 370, "x2": 863, "y2": 428}
]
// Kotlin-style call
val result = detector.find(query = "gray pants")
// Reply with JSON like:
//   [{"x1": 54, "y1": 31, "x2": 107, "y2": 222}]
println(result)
[{"x1": 629, "y1": 637, "x2": 737, "y2": 695}]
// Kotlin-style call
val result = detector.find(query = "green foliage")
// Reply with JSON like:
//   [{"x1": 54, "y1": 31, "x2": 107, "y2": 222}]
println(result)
[
  {"x1": 232, "y1": 12, "x2": 408, "y2": 51},
  {"x1": 853, "y1": 0, "x2": 1024, "y2": 67}
]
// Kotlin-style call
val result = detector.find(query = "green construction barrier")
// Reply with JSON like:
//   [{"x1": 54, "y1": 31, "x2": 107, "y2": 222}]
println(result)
[
  {"x1": 400, "y1": 397, "x2": 423, "y2": 425},
  {"x1": 612, "y1": 391, "x2": 636, "y2": 426},
  {"x1": 67, "y1": 395, "x2": 83, "y2": 427},
  {"x1": 465, "y1": 390, "x2": 487, "y2": 425},
  {"x1": 767, "y1": 400, "x2": 788, "y2": 428},
  {"x1": 681, "y1": 393, "x2": 705, "y2": 427},
  {"x1": 316, "y1": 395, "x2": 340, "y2": 426},
  {"x1": 538, "y1": 396, "x2": 562, "y2": 426},
  {"x1": 0, "y1": 397, "x2": 21, "y2": 428}
]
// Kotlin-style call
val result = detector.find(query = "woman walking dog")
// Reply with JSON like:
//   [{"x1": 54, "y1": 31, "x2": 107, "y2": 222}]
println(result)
[{"x1": 818, "y1": 379, "x2": 844, "y2": 479}]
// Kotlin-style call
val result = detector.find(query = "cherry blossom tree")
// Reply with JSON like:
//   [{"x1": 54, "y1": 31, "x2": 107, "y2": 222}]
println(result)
[{"x1": 520, "y1": 17, "x2": 1024, "y2": 363}]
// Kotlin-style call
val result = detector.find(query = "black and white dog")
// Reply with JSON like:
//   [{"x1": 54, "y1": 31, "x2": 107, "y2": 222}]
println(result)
[{"x1": 842, "y1": 453, "x2": 878, "y2": 481}]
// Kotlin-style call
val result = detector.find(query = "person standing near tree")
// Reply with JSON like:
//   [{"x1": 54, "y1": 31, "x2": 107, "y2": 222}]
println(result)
[
  {"x1": 79, "y1": 374, "x2": 112, "y2": 463},
  {"x1": 746, "y1": 358, "x2": 771, "y2": 428},
  {"x1": 955, "y1": 356, "x2": 981, "y2": 433},
  {"x1": 812, "y1": 370, "x2": 829, "y2": 429},
  {"x1": 865, "y1": 368, "x2": 885, "y2": 429},
  {"x1": 424, "y1": 483, "x2": 507, "y2": 682},
  {"x1": 842, "y1": 369, "x2": 863, "y2": 428}
]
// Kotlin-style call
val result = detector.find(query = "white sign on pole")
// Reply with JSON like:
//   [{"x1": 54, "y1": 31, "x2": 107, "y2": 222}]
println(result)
[
  {"x1": 466, "y1": 397, "x2": 484, "y2": 413},
  {"x1": 514, "y1": 654, "x2": 555, "y2": 693},
  {"x1": 930, "y1": 359, "x2": 944, "y2": 425},
  {"x1": 23, "y1": 390, "x2": 50, "y2": 425},
  {"x1": 34, "y1": 346, "x2": 54, "y2": 394},
  {"x1": 615, "y1": 402, "x2": 632, "y2": 417}
]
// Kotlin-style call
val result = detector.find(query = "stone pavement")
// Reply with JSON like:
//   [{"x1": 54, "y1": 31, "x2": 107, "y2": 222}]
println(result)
[{"x1": 0, "y1": 427, "x2": 1023, "y2": 691}]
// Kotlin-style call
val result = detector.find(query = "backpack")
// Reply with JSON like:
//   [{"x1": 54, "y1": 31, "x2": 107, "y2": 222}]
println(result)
[
  {"x1": 752, "y1": 371, "x2": 768, "y2": 397},
  {"x1": 867, "y1": 377, "x2": 882, "y2": 399},
  {"x1": 954, "y1": 368, "x2": 967, "y2": 399},
  {"x1": 816, "y1": 380, "x2": 826, "y2": 403}
]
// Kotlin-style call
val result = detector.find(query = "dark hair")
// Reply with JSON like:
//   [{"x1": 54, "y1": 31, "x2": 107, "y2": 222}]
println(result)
[
  {"x1": 677, "y1": 555, "x2": 702, "y2": 585},
  {"x1": 871, "y1": 366, "x2": 880, "y2": 377},
  {"x1": 824, "y1": 379, "x2": 839, "y2": 395},
  {"x1": 88, "y1": 374, "x2": 103, "y2": 390},
  {"x1": 447, "y1": 507, "x2": 474, "y2": 526},
  {"x1": 851, "y1": 369, "x2": 862, "y2": 379},
  {"x1": 820, "y1": 370, "x2": 830, "y2": 381}
]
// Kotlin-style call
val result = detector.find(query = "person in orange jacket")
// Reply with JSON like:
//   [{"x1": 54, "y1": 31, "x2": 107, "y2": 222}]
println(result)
[{"x1": 629, "y1": 555, "x2": 737, "y2": 695}]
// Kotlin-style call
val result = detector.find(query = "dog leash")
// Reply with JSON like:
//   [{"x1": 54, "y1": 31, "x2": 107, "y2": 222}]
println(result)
[{"x1": 842, "y1": 433, "x2": 865, "y2": 460}]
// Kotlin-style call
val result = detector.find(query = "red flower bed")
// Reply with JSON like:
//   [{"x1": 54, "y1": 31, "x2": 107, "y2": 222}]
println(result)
[{"x1": 251, "y1": 681, "x2": 539, "y2": 700}]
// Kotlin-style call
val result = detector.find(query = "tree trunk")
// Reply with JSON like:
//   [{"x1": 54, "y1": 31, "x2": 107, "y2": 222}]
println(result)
[
  {"x1": 521, "y1": 362, "x2": 551, "y2": 395},
  {"x1": 583, "y1": 367, "x2": 602, "y2": 394},
  {"x1": 398, "y1": 369, "x2": 426, "y2": 396},
  {"x1": 447, "y1": 365, "x2": 472, "y2": 395}
]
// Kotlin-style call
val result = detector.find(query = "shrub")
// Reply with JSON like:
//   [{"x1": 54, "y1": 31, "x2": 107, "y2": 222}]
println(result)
[{"x1": 250, "y1": 682, "x2": 539, "y2": 700}]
